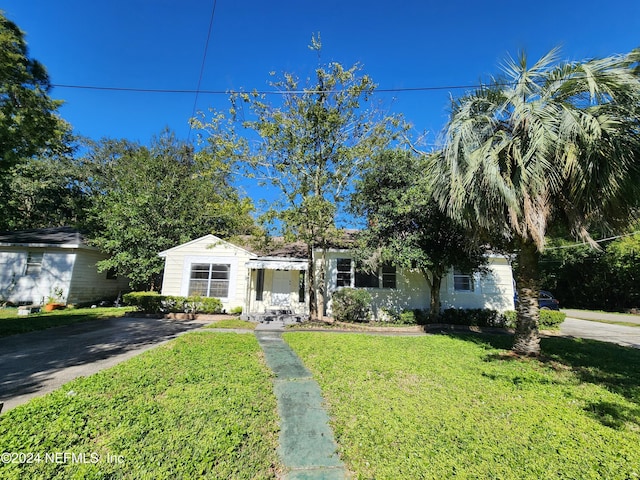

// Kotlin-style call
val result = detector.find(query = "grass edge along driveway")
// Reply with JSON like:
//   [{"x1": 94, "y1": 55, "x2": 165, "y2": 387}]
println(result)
[
  {"x1": 284, "y1": 331, "x2": 640, "y2": 480},
  {"x1": 0, "y1": 331, "x2": 282, "y2": 479}
]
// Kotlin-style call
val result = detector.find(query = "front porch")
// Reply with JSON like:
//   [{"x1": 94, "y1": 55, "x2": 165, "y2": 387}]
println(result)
[{"x1": 243, "y1": 257, "x2": 309, "y2": 324}]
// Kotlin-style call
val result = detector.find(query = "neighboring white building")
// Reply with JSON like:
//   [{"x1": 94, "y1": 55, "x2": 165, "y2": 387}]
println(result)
[
  {"x1": 0, "y1": 227, "x2": 129, "y2": 306},
  {"x1": 159, "y1": 234, "x2": 516, "y2": 319}
]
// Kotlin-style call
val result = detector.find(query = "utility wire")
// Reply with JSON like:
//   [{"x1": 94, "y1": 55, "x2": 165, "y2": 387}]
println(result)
[
  {"x1": 545, "y1": 231, "x2": 640, "y2": 250},
  {"x1": 49, "y1": 82, "x2": 487, "y2": 95},
  {"x1": 49, "y1": 72, "x2": 634, "y2": 97},
  {"x1": 187, "y1": 0, "x2": 217, "y2": 140}
]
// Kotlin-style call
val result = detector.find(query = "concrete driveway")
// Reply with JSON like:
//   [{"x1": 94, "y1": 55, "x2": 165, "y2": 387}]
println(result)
[
  {"x1": 559, "y1": 315, "x2": 640, "y2": 349},
  {"x1": 0, "y1": 316, "x2": 209, "y2": 413}
]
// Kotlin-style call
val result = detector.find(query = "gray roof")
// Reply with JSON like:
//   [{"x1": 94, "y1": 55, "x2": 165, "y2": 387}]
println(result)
[{"x1": 0, "y1": 227, "x2": 87, "y2": 246}]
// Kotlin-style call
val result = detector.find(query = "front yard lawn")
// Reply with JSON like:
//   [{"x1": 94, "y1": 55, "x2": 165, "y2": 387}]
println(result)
[
  {"x1": 0, "y1": 332, "x2": 281, "y2": 479},
  {"x1": 284, "y1": 332, "x2": 640, "y2": 479},
  {"x1": 0, "y1": 306, "x2": 136, "y2": 337},
  {"x1": 204, "y1": 318, "x2": 256, "y2": 329}
]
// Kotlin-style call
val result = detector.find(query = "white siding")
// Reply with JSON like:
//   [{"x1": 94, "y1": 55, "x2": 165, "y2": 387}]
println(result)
[
  {"x1": 159, "y1": 235, "x2": 253, "y2": 313},
  {"x1": 67, "y1": 250, "x2": 129, "y2": 305},
  {"x1": 0, "y1": 248, "x2": 75, "y2": 305},
  {"x1": 322, "y1": 251, "x2": 431, "y2": 317},
  {"x1": 322, "y1": 251, "x2": 515, "y2": 317},
  {"x1": 441, "y1": 257, "x2": 515, "y2": 311}
]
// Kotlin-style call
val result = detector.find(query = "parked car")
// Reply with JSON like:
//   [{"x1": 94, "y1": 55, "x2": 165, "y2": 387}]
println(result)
[{"x1": 514, "y1": 290, "x2": 560, "y2": 311}]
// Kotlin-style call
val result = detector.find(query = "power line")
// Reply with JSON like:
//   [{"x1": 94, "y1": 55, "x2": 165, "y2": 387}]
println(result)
[
  {"x1": 49, "y1": 82, "x2": 483, "y2": 95},
  {"x1": 188, "y1": 0, "x2": 217, "y2": 140},
  {"x1": 49, "y1": 71, "x2": 635, "y2": 97},
  {"x1": 545, "y1": 231, "x2": 640, "y2": 250}
]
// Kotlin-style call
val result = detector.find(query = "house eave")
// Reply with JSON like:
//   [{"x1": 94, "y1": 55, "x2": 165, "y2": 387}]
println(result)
[{"x1": 246, "y1": 257, "x2": 308, "y2": 270}]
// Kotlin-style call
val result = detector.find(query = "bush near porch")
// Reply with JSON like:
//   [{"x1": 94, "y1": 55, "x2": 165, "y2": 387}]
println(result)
[{"x1": 123, "y1": 292, "x2": 223, "y2": 314}]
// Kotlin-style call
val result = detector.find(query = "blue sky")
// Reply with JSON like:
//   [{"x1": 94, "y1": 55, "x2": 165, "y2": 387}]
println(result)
[
  {"x1": 2, "y1": 0, "x2": 639, "y2": 216},
  {"x1": 4, "y1": 0, "x2": 639, "y2": 143}
]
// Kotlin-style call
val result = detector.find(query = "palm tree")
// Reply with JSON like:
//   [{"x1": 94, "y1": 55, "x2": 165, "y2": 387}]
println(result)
[{"x1": 431, "y1": 48, "x2": 640, "y2": 355}]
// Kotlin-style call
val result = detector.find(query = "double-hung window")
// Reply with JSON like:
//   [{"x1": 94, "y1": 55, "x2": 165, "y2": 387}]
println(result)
[
  {"x1": 25, "y1": 252, "x2": 43, "y2": 276},
  {"x1": 336, "y1": 258, "x2": 352, "y2": 287},
  {"x1": 189, "y1": 263, "x2": 230, "y2": 298},
  {"x1": 354, "y1": 264, "x2": 397, "y2": 289},
  {"x1": 453, "y1": 269, "x2": 474, "y2": 292}
]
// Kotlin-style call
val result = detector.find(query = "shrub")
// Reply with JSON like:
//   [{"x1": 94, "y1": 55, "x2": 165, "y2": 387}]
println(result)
[
  {"x1": 332, "y1": 288, "x2": 372, "y2": 323},
  {"x1": 229, "y1": 306, "x2": 243, "y2": 315},
  {"x1": 438, "y1": 308, "x2": 506, "y2": 327},
  {"x1": 123, "y1": 292, "x2": 224, "y2": 314},
  {"x1": 378, "y1": 309, "x2": 417, "y2": 325},
  {"x1": 413, "y1": 309, "x2": 430, "y2": 325},
  {"x1": 399, "y1": 310, "x2": 418, "y2": 325},
  {"x1": 195, "y1": 296, "x2": 224, "y2": 314},
  {"x1": 540, "y1": 310, "x2": 566, "y2": 329},
  {"x1": 123, "y1": 291, "x2": 163, "y2": 313},
  {"x1": 502, "y1": 310, "x2": 566, "y2": 329},
  {"x1": 163, "y1": 295, "x2": 187, "y2": 313}
]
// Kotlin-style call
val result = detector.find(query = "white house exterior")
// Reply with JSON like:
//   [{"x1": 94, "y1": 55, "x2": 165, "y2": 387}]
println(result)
[
  {"x1": 321, "y1": 249, "x2": 515, "y2": 317},
  {"x1": 159, "y1": 234, "x2": 516, "y2": 319},
  {"x1": 0, "y1": 227, "x2": 129, "y2": 306}
]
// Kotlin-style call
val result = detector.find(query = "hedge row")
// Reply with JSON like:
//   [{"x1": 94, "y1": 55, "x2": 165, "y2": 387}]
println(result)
[
  {"x1": 331, "y1": 289, "x2": 565, "y2": 329},
  {"x1": 123, "y1": 292, "x2": 223, "y2": 314}
]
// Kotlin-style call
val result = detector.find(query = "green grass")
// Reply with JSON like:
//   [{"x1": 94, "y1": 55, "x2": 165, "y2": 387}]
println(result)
[
  {"x1": 204, "y1": 318, "x2": 256, "y2": 329},
  {"x1": 284, "y1": 332, "x2": 640, "y2": 479},
  {"x1": 0, "y1": 332, "x2": 281, "y2": 479},
  {"x1": 0, "y1": 306, "x2": 136, "y2": 337},
  {"x1": 571, "y1": 318, "x2": 640, "y2": 328}
]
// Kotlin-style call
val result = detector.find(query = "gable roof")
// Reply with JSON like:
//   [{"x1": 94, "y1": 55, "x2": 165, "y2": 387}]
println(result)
[
  {"x1": 157, "y1": 234, "x2": 257, "y2": 258},
  {"x1": 0, "y1": 227, "x2": 90, "y2": 249}
]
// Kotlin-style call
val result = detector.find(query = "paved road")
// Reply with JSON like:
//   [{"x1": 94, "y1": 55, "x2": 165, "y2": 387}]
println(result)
[
  {"x1": 559, "y1": 317, "x2": 640, "y2": 349},
  {"x1": 562, "y1": 309, "x2": 640, "y2": 325},
  {"x1": 0, "y1": 317, "x2": 209, "y2": 413}
]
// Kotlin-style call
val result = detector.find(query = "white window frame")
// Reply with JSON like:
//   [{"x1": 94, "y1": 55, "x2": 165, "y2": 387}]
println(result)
[
  {"x1": 181, "y1": 256, "x2": 237, "y2": 301},
  {"x1": 453, "y1": 269, "x2": 474, "y2": 292},
  {"x1": 188, "y1": 263, "x2": 230, "y2": 298},
  {"x1": 25, "y1": 252, "x2": 43, "y2": 276}
]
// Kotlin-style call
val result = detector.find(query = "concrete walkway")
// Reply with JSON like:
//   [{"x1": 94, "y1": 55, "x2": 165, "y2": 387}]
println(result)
[{"x1": 255, "y1": 331, "x2": 346, "y2": 480}]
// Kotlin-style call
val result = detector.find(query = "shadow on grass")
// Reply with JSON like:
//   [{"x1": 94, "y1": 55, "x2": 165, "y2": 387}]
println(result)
[{"x1": 439, "y1": 332, "x2": 640, "y2": 430}]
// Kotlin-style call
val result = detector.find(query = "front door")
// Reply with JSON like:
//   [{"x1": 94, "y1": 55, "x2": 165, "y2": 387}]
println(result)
[{"x1": 271, "y1": 270, "x2": 291, "y2": 307}]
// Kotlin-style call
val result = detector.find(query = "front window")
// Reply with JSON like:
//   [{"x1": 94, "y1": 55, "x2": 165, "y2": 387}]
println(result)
[
  {"x1": 336, "y1": 258, "x2": 352, "y2": 287},
  {"x1": 381, "y1": 265, "x2": 396, "y2": 289},
  {"x1": 354, "y1": 264, "x2": 396, "y2": 289},
  {"x1": 189, "y1": 263, "x2": 230, "y2": 298},
  {"x1": 25, "y1": 252, "x2": 43, "y2": 276},
  {"x1": 453, "y1": 269, "x2": 474, "y2": 292},
  {"x1": 355, "y1": 269, "x2": 378, "y2": 288}
]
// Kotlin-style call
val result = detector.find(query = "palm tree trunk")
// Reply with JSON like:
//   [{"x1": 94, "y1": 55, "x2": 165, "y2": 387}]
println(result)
[{"x1": 513, "y1": 240, "x2": 541, "y2": 356}]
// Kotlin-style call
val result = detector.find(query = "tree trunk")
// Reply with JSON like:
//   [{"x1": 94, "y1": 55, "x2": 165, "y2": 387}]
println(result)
[
  {"x1": 513, "y1": 240, "x2": 541, "y2": 356},
  {"x1": 308, "y1": 253, "x2": 317, "y2": 319},
  {"x1": 307, "y1": 244, "x2": 327, "y2": 320},
  {"x1": 421, "y1": 267, "x2": 443, "y2": 319}
]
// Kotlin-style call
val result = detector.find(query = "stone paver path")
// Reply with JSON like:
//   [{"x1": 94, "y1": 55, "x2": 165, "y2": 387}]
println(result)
[{"x1": 255, "y1": 331, "x2": 346, "y2": 480}]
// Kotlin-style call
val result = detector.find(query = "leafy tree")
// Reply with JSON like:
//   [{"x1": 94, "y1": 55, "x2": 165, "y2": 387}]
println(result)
[
  {"x1": 540, "y1": 229, "x2": 640, "y2": 311},
  {"x1": 84, "y1": 128, "x2": 255, "y2": 290},
  {"x1": 351, "y1": 150, "x2": 488, "y2": 317},
  {"x1": 0, "y1": 152, "x2": 88, "y2": 231},
  {"x1": 228, "y1": 35, "x2": 404, "y2": 318},
  {"x1": 0, "y1": 12, "x2": 71, "y2": 172},
  {"x1": 432, "y1": 48, "x2": 640, "y2": 355}
]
